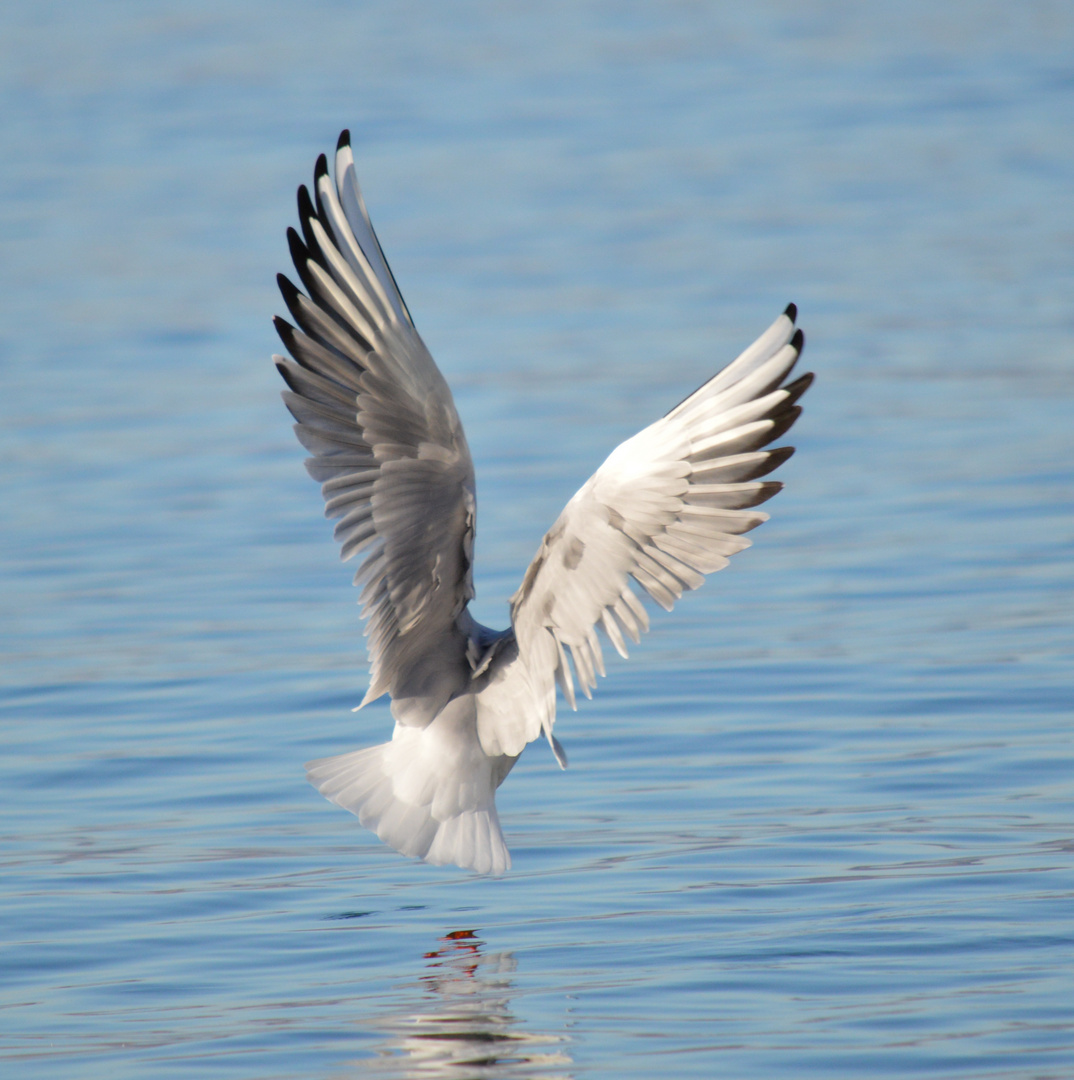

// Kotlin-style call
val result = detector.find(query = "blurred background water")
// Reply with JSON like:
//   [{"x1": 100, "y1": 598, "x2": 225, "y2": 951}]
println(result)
[{"x1": 2, "y1": 1, "x2": 1073, "y2": 1077}]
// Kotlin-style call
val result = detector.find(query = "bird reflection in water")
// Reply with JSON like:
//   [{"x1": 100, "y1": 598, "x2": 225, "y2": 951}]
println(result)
[{"x1": 355, "y1": 929, "x2": 573, "y2": 1078}]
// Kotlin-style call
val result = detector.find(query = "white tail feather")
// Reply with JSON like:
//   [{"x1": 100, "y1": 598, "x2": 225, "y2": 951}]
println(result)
[{"x1": 306, "y1": 718, "x2": 512, "y2": 875}]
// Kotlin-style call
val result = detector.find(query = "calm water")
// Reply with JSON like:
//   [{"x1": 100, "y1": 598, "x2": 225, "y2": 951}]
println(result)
[{"x1": 3, "y1": 2, "x2": 1074, "y2": 1077}]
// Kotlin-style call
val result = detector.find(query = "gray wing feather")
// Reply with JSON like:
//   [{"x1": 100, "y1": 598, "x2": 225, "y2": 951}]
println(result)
[{"x1": 275, "y1": 134, "x2": 476, "y2": 725}]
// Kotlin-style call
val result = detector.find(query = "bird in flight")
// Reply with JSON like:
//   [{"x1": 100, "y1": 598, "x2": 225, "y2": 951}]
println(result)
[{"x1": 273, "y1": 131, "x2": 811, "y2": 874}]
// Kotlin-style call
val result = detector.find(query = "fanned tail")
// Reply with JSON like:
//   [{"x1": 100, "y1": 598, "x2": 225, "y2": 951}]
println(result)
[{"x1": 305, "y1": 722, "x2": 512, "y2": 875}]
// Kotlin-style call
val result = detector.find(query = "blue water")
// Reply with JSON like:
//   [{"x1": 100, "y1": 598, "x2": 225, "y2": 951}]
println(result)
[{"x1": 3, "y1": 2, "x2": 1073, "y2": 1076}]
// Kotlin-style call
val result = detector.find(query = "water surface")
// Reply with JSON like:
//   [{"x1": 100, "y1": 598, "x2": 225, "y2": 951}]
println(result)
[{"x1": 2, "y1": 2, "x2": 1073, "y2": 1077}]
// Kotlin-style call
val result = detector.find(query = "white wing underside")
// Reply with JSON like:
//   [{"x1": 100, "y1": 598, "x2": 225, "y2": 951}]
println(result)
[{"x1": 477, "y1": 307, "x2": 809, "y2": 764}]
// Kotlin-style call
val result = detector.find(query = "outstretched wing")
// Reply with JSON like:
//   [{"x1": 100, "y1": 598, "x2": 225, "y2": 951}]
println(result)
[
  {"x1": 485, "y1": 306, "x2": 810, "y2": 760},
  {"x1": 274, "y1": 132, "x2": 476, "y2": 725}
]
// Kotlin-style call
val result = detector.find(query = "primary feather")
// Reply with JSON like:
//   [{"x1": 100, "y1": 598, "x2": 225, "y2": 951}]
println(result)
[{"x1": 275, "y1": 131, "x2": 811, "y2": 874}]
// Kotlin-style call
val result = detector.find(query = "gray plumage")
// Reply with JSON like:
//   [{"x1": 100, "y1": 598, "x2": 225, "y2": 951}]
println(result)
[{"x1": 274, "y1": 131, "x2": 811, "y2": 874}]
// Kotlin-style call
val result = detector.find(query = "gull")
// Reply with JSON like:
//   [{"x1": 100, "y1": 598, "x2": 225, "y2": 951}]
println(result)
[{"x1": 273, "y1": 131, "x2": 811, "y2": 875}]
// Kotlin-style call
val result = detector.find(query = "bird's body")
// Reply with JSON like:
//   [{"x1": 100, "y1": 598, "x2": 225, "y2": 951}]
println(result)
[{"x1": 275, "y1": 132, "x2": 811, "y2": 874}]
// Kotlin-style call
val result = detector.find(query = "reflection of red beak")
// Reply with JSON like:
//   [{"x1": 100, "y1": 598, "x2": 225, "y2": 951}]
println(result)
[{"x1": 423, "y1": 928, "x2": 483, "y2": 965}]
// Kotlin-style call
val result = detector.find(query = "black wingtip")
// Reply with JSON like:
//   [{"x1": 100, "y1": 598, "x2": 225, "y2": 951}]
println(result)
[
  {"x1": 765, "y1": 405, "x2": 802, "y2": 447},
  {"x1": 784, "y1": 302, "x2": 797, "y2": 323},
  {"x1": 287, "y1": 225, "x2": 326, "y2": 299},
  {"x1": 337, "y1": 129, "x2": 351, "y2": 151},
  {"x1": 762, "y1": 445, "x2": 796, "y2": 473},
  {"x1": 286, "y1": 226, "x2": 310, "y2": 270},
  {"x1": 272, "y1": 315, "x2": 301, "y2": 356},
  {"x1": 314, "y1": 153, "x2": 329, "y2": 181},
  {"x1": 295, "y1": 185, "x2": 321, "y2": 254},
  {"x1": 277, "y1": 272, "x2": 301, "y2": 307},
  {"x1": 791, "y1": 327, "x2": 805, "y2": 353},
  {"x1": 783, "y1": 371, "x2": 814, "y2": 406},
  {"x1": 296, "y1": 184, "x2": 316, "y2": 222}
]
